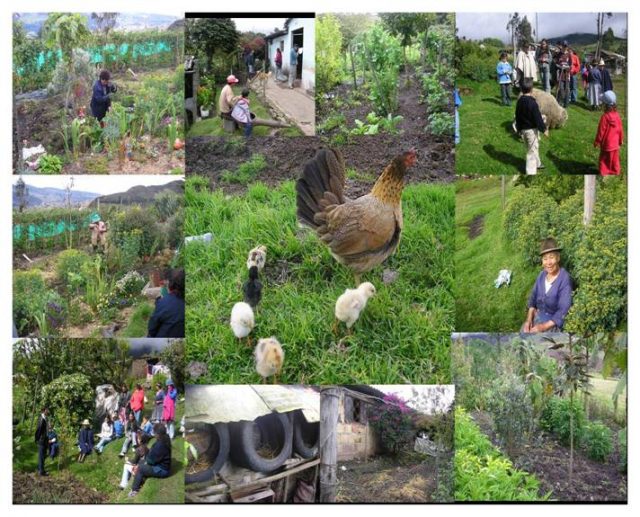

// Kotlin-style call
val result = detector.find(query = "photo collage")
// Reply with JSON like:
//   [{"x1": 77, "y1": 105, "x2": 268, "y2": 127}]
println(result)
[{"x1": 10, "y1": 11, "x2": 627, "y2": 504}]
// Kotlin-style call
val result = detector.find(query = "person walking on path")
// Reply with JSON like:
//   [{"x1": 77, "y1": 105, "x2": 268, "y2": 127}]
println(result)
[
  {"x1": 35, "y1": 407, "x2": 49, "y2": 476},
  {"x1": 594, "y1": 90, "x2": 624, "y2": 176},
  {"x1": 515, "y1": 78, "x2": 548, "y2": 175},
  {"x1": 497, "y1": 52, "x2": 513, "y2": 106}
]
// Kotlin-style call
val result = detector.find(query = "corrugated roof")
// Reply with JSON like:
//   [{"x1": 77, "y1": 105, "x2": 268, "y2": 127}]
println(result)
[{"x1": 186, "y1": 385, "x2": 320, "y2": 424}]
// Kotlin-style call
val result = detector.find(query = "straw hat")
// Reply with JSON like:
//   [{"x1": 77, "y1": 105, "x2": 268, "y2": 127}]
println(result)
[
  {"x1": 598, "y1": 58, "x2": 605, "y2": 66},
  {"x1": 540, "y1": 238, "x2": 562, "y2": 256},
  {"x1": 82, "y1": 419, "x2": 91, "y2": 426}
]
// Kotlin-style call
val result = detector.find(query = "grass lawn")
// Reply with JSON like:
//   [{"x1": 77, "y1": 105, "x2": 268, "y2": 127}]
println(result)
[
  {"x1": 13, "y1": 391, "x2": 184, "y2": 504},
  {"x1": 187, "y1": 85, "x2": 303, "y2": 137},
  {"x1": 456, "y1": 76, "x2": 627, "y2": 175},
  {"x1": 589, "y1": 374, "x2": 627, "y2": 425},
  {"x1": 455, "y1": 177, "x2": 538, "y2": 332},
  {"x1": 185, "y1": 178, "x2": 454, "y2": 384},
  {"x1": 121, "y1": 302, "x2": 154, "y2": 338}
]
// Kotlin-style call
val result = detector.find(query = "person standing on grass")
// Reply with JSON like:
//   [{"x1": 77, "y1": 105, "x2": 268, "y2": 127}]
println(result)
[
  {"x1": 289, "y1": 44, "x2": 300, "y2": 89},
  {"x1": 275, "y1": 47, "x2": 283, "y2": 81},
  {"x1": 147, "y1": 269, "x2": 185, "y2": 338},
  {"x1": 556, "y1": 47, "x2": 571, "y2": 108},
  {"x1": 514, "y1": 42, "x2": 537, "y2": 89},
  {"x1": 594, "y1": 91, "x2": 624, "y2": 176},
  {"x1": 599, "y1": 59, "x2": 614, "y2": 94},
  {"x1": 497, "y1": 52, "x2": 513, "y2": 106},
  {"x1": 536, "y1": 39, "x2": 551, "y2": 93},
  {"x1": 151, "y1": 382, "x2": 165, "y2": 423},
  {"x1": 569, "y1": 47, "x2": 581, "y2": 103},
  {"x1": 128, "y1": 423, "x2": 172, "y2": 498},
  {"x1": 587, "y1": 60, "x2": 603, "y2": 110},
  {"x1": 35, "y1": 407, "x2": 49, "y2": 476},
  {"x1": 88, "y1": 213, "x2": 108, "y2": 253},
  {"x1": 130, "y1": 384, "x2": 145, "y2": 425},
  {"x1": 118, "y1": 384, "x2": 130, "y2": 426},
  {"x1": 515, "y1": 77, "x2": 548, "y2": 175},
  {"x1": 162, "y1": 380, "x2": 178, "y2": 440}
]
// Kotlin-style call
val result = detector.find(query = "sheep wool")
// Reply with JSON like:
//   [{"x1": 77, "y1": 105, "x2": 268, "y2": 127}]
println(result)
[
  {"x1": 521, "y1": 88, "x2": 568, "y2": 129},
  {"x1": 335, "y1": 282, "x2": 377, "y2": 329},
  {"x1": 230, "y1": 302, "x2": 255, "y2": 339}
]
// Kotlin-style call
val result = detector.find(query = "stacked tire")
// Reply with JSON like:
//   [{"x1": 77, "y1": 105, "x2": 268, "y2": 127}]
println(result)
[
  {"x1": 292, "y1": 409, "x2": 319, "y2": 459},
  {"x1": 185, "y1": 422, "x2": 230, "y2": 484}
]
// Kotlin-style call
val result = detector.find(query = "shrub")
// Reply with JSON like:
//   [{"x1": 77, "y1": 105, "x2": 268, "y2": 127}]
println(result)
[
  {"x1": 618, "y1": 428, "x2": 627, "y2": 472},
  {"x1": 316, "y1": 14, "x2": 344, "y2": 97},
  {"x1": 56, "y1": 249, "x2": 92, "y2": 291},
  {"x1": 38, "y1": 154, "x2": 64, "y2": 174},
  {"x1": 47, "y1": 49, "x2": 93, "y2": 96},
  {"x1": 13, "y1": 270, "x2": 50, "y2": 334},
  {"x1": 582, "y1": 421, "x2": 613, "y2": 462},
  {"x1": 111, "y1": 207, "x2": 164, "y2": 258},
  {"x1": 488, "y1": 375, "x2": 533, "y2": 455},
  {"x1": 161, "y1": 339, "x2": 185, "y2": 391},
  {"x1": 369, "y1": 393, "x2": 415, "y2": 455},
  {"x1": 427, "y1": 112, "x2": 454, "y2": 136},
  {"x1": 540, "y1": 396, "x2": 586, "y2": 446}
]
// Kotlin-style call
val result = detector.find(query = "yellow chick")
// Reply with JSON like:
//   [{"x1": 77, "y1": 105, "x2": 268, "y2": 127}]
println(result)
[
  {"x1": 230, "y1": 302, "x2": 255, "y2": 346},
  {"x1": 254, "y1": 337, "x2": 284, "y2": 384},
  {"x1": 334, "y1": 282, "x2": 376, "y2": 333}
]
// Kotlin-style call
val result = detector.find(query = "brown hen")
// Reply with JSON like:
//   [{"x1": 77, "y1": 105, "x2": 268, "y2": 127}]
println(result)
[{"x1": 296, "y1": 147, "x2": 417, "y2": 283}]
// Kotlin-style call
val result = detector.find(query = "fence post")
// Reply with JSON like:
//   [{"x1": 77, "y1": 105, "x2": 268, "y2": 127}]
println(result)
[{"x1": 319, "y1": 386, "x2": 340, "y2": 503}]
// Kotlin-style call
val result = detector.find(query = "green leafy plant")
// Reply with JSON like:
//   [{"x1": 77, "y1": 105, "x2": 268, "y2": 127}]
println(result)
[
  {"x1": 488, "y1": 375, "x2": 533, "y2": 456},
  {"x1": 220, "y1": 154, "x2": 267, "y2": 185},
  {"x1": 368, "y1": 394, "x2": 415, "y2": 455},
  {"x1": 582, "y1": 421, "x2": 613, "y2": 462},
  {"x1": 427, "y1": 111, "x2": 454, "y2": 136},
  {"x1": 38, "y1": 154, "x2": 64, "y2": 174}
]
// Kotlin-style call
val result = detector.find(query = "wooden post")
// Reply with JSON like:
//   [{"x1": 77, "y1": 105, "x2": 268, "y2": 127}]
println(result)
[
  {"x1": 349, "y1": 44, "x2": 357, "y2": 90},
  {"x1": 319, "y1": 386, "x2": 340, "y2": 503},
  {"x1": 583, "y1": 175, "x2": 596, "y2": 225}
]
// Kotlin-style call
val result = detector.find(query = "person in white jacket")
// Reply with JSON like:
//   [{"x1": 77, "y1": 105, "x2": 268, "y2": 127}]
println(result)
[{"x1": 515, "y1": 42, "x2": 538, "y2": 88}]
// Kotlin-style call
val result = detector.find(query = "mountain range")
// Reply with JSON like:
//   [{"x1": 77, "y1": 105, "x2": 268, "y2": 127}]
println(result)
[{"x1": 13, "y1": 184, "x2": 99, "y2": 208}]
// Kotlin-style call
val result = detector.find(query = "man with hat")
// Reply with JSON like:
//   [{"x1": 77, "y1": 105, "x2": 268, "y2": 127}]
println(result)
[
  {"x1": 598, "y1": 58, "x2": 614, "y2": 93},
  {"x1": 88, "y1": 213, "x2": 108, "y2": 253},
  {"x1": 522, "y1": 238, "x2": 573, "y2": 333},
  {"x1": 218, "y1": 75, "x2": 241, "y2": 119}
]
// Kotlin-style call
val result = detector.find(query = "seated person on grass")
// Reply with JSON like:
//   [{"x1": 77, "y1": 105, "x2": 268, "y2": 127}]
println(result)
[
  {"x1": 148, "y1": 269, "x2": 185, "y2": 338},
  {"x1": 141, "y1": 415, "x2": 154, "y2": 437},
  {"x1": 95, "y1": 415, "x2": 115, "y2": 454},
  {"x1": 231, "y1": 88, "x2": 254, "y2": 137},
  {"x1": 77, "y1": 419, "x2": 94, "y2": 463},
  {"x1": 128, "y1": 423, "x2": 172, "y2": 498},
  {"x1": 218, "y1": 75, "x2": 240, "y2": 119},
  {"x1": 119, "y1": 412, "x2": 140, "y2": 458},
  {"x1": 522, "y1": 238, "x2": 573, "y2": 333},
  {"x1": 119, "y1": 433, "x2": 152, "y2": 490},
  {"x1": 113, "y1": 415, "x2": 125, "y2": 439}
]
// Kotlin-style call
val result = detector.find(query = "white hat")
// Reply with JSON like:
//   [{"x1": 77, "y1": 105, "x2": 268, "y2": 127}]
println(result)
[
  {"x1": 602, "y1": 90, "x2": 617, "y2": 106},
  {"x1": 226, "y1": 75, "x2": 239, "y2": 84},
  {"x1": 598, "y1": 59, "x2": 605, "y2": 66}
]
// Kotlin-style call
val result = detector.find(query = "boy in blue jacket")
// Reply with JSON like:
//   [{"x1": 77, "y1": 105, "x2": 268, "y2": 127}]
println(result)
[{"x1": 497, "y1": 52, "x2": 513, "y2": 106}]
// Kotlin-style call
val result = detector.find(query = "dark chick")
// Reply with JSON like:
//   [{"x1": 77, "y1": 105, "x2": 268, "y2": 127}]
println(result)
[{"x1": 243, "y1": 265, "x2": 263, "y2": 309}]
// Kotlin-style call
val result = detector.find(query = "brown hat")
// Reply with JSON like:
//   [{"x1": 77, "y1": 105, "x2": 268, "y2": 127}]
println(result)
[{"x1": 540, "y1": 238, "x2": 562, "y2": 255}]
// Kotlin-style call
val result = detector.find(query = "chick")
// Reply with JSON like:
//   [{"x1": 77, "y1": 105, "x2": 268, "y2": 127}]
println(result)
[
  {"x1": 247, "y1": 245, "x2": 267, "y2": 271},
  {"x1": 334, "y1": 282, "x2": 377, "y2": 334},
  {"x1": 243, "y1": 265, "x2": 262, "y2": 309},
  {"x1": 254, "y1": 337, "x2": 284, "y2": 384},
  {"x1": 230, "y1": 302, "x2": 255, "y2": 346}
]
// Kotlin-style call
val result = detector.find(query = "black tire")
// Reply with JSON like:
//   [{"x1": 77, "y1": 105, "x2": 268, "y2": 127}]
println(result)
[
  {"x1": 185, "y1": 422, "x2": 230, "y2": 485},
  {"x1": 292, "y1": 410, "x2": 319, "y2": 459},
  {"x1": 229, "y1": 413, "x2": 293, "y2": 473}
]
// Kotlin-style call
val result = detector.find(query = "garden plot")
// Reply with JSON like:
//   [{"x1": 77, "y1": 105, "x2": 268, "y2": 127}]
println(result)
[
  {"x1": 453, "y1": 334, "x2": 627, "y2": 502},
  {"x1": 184, "y1": 171, "x2": 454, "y2": 385},
  {"x1": 13, "y1": 202, "x2": 183, "y2": 339}
]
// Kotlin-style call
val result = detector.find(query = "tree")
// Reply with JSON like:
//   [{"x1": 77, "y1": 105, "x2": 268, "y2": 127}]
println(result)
[
  {"x1": 506, "y1": 13, "x2": 521, "y2": 57},
  {"x1": 186, "y1": 17, "x2": 239, "y2": 74},
  {"x1": 517, "y1": 16, "x2": 533, "y2": 49},
  {"x1": 14, "y1": 177, "x2": 29, "y2": 213},
  {"x1": 316, "y1": 14, "x2": 343, "y2": 94},
  {"x1": 161, "y1": 339, "x2": 185, "y2": 392},
  {"x1": 602, "y1": 27, "x2": 615, "y2": 50},
  {"x1": 90, "y1": 12, "x2": 118, "y2": 41},
  {"x1": 380, "y1": 13, "x2": 434, "y2": 66},
  {"x1": 595, "y1": 13, "x2": 613, "y2": 60}
]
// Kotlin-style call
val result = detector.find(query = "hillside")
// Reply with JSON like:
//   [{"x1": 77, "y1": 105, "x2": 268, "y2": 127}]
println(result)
[
  {"x1": 90, "y1": 180, "x2": 183, "y2": 207},
  {"x1": 13, "y1": 184, "x2": 99, "y2": 208}
]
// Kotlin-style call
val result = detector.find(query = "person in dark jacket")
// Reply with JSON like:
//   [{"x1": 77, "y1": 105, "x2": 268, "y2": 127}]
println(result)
[
  {"x1": 522, "y1": 238, "x2": 573, "y2": 333},
  {"x1": 128, "y1": 423, "x2": 172, "y2": 497},
  {"x1": 598, "y1": 60, "x2": 614, "y2": 93},
  {"x1": 77, "y1": 419, "x2": 94, "y2": 463},
  {"x1": 91, "y1": 70, "x2": 114, "y2": 125},
  {"x1": 35, "y1": 407, "x2": 49, "y2": 475},
  {"x1": 515, "y1": 78, "x2": 548, "y2": 174},
  {"x1": 147, "y1": 269, "x2": 185, "y2": 338}
]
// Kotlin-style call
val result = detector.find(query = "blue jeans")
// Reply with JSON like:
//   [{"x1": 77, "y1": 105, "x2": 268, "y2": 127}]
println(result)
[
  {"x1": 134, "y1": 410, "x2": 142, "y2": 424},
  {"x1": 243, "y1": 122, "x2": 253, "y2": 137},
  {"x1": 95, "y1": 436, "x2": 113, "y2": 452},
  {"x1": 540, "y1": 63, "x2": 550, "y2": 93},
  {"x1": 500, "y1": 83, "x2": 511, "y2": 105},
  {"x1": 454, "y1": 109, "x2": 460, "y2": 145},
  {"x1": 570, "y1": 74, "x2": 578, "y2": 102},
  {"x1": 131, "y1": 463, "x2": 170, "y2": 491},
  {"x1": 557, "y1": 79, "x2": 570, "y2": 107}
]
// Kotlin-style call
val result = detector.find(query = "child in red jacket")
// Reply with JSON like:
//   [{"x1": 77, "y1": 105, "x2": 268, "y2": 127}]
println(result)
[{"x1": 594, "y1": 90, "x2": 624, "y2": 175}]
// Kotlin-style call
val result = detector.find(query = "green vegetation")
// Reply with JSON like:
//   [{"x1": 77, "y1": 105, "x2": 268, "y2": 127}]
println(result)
[
  {"x1": 184, "y1": 176, "x2": 454, "y2": 384},
  {"x1": 219, "y1": 153, "x2": 267, "y2": 184}
]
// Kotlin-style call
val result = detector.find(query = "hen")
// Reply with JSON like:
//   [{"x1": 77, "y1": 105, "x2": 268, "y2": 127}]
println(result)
[{"x1": 296, "y1": 147, "x2": 417, "y2": 283}]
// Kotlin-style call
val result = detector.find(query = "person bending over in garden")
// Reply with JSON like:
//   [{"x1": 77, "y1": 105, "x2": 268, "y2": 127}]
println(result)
[
  {"x1": 522, "y1": 238, "x2": 573, "y2": 333},
  {"x1": 88, "y1": 213, "x2": 108, "y2": 253},
  {"x1": 91, "y1": 70, "x2": 115, "y2": 127},
  {"x1": 147, "y1": 268, "x2": 185, "y2": 338},
  {"x1": 128, "y1": 423, "x2": 172, "y2": 498},
  {"x1": 515, "y1": 78, "x2": 548, "y2": 174},
  {"x1": 130, "y1": 384, "x2": 145, "y2": 425},
  {"x1": 77, "y1": 419, "x2": 94, "y2": 463},
  {"x1": 594, "y1": 91, "x2": 624, "y2": 176},
  {"x1": 34, "y1": 407, "x2": 49, "y2": 476},
  {"x1": 231, "y1": 88, "x2": 254, "y2": 137},
  {"x1": 119, "y1": 432, "x2": 151, "y2": 490},
  {"x1": 218, "y1": 75, "x2": 240, "y2": 119},
  {"x1": 496, "y1": 52, "x2": 513, "y2": 106},
  {"x1": 162, "y1": 379, "x2": 178, "y2": 440},
  {"x1": 94, "y1": 414, "x2": 115, "y2": 453}
]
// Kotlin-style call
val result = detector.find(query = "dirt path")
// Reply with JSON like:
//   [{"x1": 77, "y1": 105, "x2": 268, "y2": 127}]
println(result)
[
  {"x1": 263, "y1": 77, "x2": 315, "y2": 136},
  {"x1": 335, "y1": 456, "x2": 438, "y2": 503},
  {"x1": 470, "y1": 411, "x2": 627, "y2": 502}
]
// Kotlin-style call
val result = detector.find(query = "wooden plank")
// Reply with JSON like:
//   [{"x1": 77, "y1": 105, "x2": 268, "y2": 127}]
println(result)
[
  {"x1": 232, "y1": 488, "x2": 275, "y2": 503},
  {"x1": 227, "y1": 458, "x2": 320, "y2": 492},
  {"x1": 319, "y1": 387, "x2": 340, "y2": 502}
]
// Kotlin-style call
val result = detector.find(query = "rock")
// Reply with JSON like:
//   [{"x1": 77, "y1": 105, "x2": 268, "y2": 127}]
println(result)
[
  {"x1": 187, "y1": 361, "x2": 208, "y2": 379},
  {"x1": 382, "y1": 269, "x2": 400, "y2": 285}
]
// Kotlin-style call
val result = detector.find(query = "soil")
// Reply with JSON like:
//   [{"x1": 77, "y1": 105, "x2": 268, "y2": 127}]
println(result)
[
  {"x1": 335, "y1": 455, "x2": 439, "y2": 503},
  {"x1": 186, "y1": 133, "x2": 454, "y2": 197},
  {"x1": 470, "y1": 411, "x2": 627, "y2": 502},
  {"x1": 467, "y1": 214, "x2": 485, "y2": 240},
  {"x1": 13, "y1": 471, "x2": 108, "y2": 504}
]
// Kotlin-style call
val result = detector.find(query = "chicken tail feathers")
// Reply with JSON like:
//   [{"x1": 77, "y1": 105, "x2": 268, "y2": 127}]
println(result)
[{"x1": 296, "y1": 148, "x2": 346, "y2": 228}]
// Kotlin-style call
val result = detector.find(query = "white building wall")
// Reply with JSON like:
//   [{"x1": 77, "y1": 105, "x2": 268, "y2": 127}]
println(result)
[{"x1": 267, "y1": 18, "x2": 315, "y2": 91}]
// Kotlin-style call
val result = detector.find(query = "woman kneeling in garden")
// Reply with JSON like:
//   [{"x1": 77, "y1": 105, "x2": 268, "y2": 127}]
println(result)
[
  {"x1": 128, "y1": 423, "x2": 172, "y2": 498},
  {"x1": 522, "y1": 238, "x2": 573, "y2": 333}
]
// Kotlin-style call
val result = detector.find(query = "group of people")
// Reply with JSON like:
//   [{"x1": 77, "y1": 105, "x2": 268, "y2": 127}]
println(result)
[
  {"x1": 35, "y1": 379, "x2": 179, "y2": 498},
  {"x1": 499, "y1": 39, "x2": 624, "y2": 176}
]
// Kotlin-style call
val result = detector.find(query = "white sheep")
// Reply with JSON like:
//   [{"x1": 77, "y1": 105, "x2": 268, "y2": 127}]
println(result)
[
  {"x1": 247, "y1": 245, "x2": 267, "y2": 271},
  {"x1": 230, "y1": 302, "x2": 255, "y2": 345},
  {"x1": 254, "y1": 337, "x2": 284, "y2": 384},
  {"x1": 334, "y1": 282, "x2": 377, "y2": 333}
]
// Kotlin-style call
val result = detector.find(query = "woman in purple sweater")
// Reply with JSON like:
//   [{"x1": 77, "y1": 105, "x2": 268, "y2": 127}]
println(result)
[{"x1": 522, "y1": 238, "x2": 573, "y2": 332}]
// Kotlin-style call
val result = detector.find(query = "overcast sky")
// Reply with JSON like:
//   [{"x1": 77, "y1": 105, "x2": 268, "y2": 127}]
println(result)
[
  {"x1": 232, "y1": 18, "x2": 288, "y2": 34},
  {"x1": 12, "y1": 175, "x2": 182, "y2": 195},
  {"x1": 456, "y1": 12, "x2": 627, "y2": 42}
]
